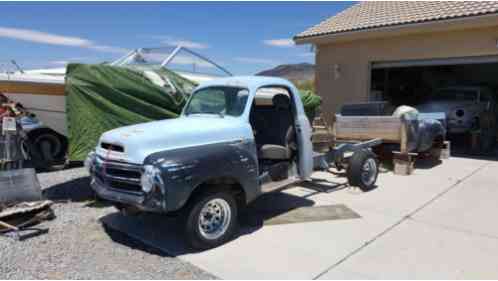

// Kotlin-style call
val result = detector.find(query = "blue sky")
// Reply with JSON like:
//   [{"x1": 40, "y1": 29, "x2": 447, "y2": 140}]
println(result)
[{"x1": 0, "y1": 1, "x2": 354, "y2": 75}]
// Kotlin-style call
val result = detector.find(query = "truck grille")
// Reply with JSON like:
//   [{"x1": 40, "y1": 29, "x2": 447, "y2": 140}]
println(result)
[
  {"x1": 95, "y1": 156, "x2": 142, "y2": 194},
  {"x1": 101, "y1": 142, "x2": 124, "y2": 153}
]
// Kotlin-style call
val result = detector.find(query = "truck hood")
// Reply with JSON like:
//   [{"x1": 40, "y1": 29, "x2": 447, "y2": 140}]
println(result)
[{"x1": 96, "y1": 115, "x2": 251, "y2": 164}]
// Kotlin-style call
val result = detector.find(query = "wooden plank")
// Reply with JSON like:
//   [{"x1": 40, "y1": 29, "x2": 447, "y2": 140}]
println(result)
[
  {"x1": 0, "y1": 220, "x2": 19, "y2": 232},
  {"x1": 0, "y1": 81, "x2": 65, "y2": 96},
  {"x1": 334, "y1": 116, "x2": 402, "y2": 142}
]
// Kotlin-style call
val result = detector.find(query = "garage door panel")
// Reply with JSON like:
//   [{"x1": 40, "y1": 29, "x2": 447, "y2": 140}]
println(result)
[{"x1": 372, "y1": 55, "x2": 498, "y2": 69}]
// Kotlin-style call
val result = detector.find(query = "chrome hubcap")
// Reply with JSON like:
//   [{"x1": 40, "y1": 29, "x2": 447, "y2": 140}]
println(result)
[
  {"x1": 361, "y1": 158, "x2": 377, "y2": 186},
  {"x1": 198, "y1": 198, "x2": 231, "y2": 240}
]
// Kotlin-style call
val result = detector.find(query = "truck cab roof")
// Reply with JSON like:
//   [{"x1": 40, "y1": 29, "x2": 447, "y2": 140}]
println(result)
[{"x1": 195, "y1": 76, "x2": 297, "y2": 92}]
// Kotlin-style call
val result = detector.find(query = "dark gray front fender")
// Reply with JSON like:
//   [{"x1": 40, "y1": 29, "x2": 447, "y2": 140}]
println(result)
[{"x1": 144, "y1": 140, "x2": 259, "y2": 212}]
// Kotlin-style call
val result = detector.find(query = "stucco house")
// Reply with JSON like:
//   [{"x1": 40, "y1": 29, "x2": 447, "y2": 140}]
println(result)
[{"x1": 294, "y1": 1, "x2": 498, "y2": 123}]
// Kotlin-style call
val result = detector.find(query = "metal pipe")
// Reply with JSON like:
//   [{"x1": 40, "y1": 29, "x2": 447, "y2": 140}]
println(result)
[
  {"x1": 160, "y1": 45, "x2": 183, "y2": 67},
  {"x1": 171, "y1": 47, "x2": 233, "y2": 76}
]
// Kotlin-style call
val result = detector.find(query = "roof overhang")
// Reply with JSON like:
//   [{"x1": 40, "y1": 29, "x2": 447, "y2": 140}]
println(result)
[{"x1": 294, "y1": 13, "x2": 498, "y2": 46}]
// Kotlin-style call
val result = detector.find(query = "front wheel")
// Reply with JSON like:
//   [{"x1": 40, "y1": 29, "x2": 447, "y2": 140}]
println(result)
[
  {"x1": 184, "y1": 190, "x2": 238, "y2": 250},
  {"x1": 347, "y1": 149, "x2": 379, "y2": 191}
]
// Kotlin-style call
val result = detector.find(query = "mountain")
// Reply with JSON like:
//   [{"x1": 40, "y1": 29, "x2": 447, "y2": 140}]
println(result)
[{"x1": 256, "y1": 63, "x2": 314, "y2": 82}]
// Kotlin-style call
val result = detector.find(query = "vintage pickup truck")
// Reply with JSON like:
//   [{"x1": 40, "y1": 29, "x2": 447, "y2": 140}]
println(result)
[{"x1": 85, "y1": 76, "x2": 381, "y2": 249}]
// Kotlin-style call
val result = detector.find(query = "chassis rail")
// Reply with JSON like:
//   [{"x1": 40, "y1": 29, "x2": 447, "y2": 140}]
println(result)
[{"x1": 313, "y1": 138, "x2": 382, "y2": 171}]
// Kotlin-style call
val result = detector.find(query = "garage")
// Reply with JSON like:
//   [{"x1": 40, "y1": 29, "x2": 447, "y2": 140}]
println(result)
[
  {"x1": 294, "y1": 1, "x2": 498, "y2": 155},
  {"x1": 370, "y1": 56, "x2": 498, "y2": 105},
  {"x1": 370, "y1": 56, "x2": 498, "y2": 154}
]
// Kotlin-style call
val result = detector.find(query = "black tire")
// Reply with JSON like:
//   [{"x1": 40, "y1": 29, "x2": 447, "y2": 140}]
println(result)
[
  {"x1": 347, "y1": 149, "x2": 379, "y2": 191},
  {"x1": 27, "y1": 129, "x2": 68, "y2": 169},
  {"x1": 184, "y1": 190, "x2": 239, "y2": 250}
]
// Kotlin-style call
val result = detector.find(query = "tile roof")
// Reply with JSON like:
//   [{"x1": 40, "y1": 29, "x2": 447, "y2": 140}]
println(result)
[{"x1": 295, "y1": 1, "x2": 498, "y2": 40}]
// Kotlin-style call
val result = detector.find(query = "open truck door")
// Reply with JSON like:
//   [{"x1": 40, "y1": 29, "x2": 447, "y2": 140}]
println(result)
[{"x1": 290, "y1": 86, "x2": 314, "y2": 180}]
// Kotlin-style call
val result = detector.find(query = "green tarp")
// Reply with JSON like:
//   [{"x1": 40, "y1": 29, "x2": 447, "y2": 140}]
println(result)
[
  {"x1": 66, "y1": 64, "x2": 196, "y2": 160},
  {"x1": 66, "y1": 63, "x2": 321, "y2": 161}
]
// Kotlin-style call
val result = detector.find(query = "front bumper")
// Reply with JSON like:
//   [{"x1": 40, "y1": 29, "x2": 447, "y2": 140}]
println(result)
[
  {"x1": 91, "y1": 177, "x2": 150, "y2": 210},
  {"x1": 87, "y1": 154, "x2": 167, "y2": 213}
]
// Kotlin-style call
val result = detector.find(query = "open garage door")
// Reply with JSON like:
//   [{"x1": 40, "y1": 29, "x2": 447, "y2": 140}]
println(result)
[
  {"x1": 370, "y1": 55, "x2": 498, "y2": 156},
  {"x1": 372, "y1": 55, "x2": 498, "y2": 69}
]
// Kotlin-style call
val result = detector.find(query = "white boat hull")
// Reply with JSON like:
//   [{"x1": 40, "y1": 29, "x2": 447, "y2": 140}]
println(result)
[{"x1": 0, "y1": 73, "x2": 67, "y2": 135}]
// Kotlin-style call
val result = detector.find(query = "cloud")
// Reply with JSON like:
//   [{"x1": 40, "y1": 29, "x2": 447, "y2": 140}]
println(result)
[
  {"x1": 48, "y1": 57, "x2": 90, "y2": 66},
  {"x1": 234, "y1": 57, "x2": 279, "y2": 65},
  {"x1": 49, "y1": 60, "x2": 70, "y2": 65},
  {"x1": 263, "y1": 38, "x2": 295, "y2": 47},
  {"x1": 87, "y1": 45, "x2": 129, "y2": 54},
  {"x1": 0, "y1": 27, "x2": 92, "y2": 47},
  {"x1": 0, "y1": 26, "x2": 128, "y2": 54},
  {"x1": 148, "y1": 35, "x2": 209, "y2": 50}
]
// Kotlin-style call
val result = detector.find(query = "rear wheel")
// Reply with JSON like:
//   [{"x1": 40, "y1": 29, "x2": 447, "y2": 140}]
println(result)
[
  {"x1": 347, "y1": 149, "x2": 379, "y2": 191},
  {"x1": 184, "y1": 190, "x2": 238, "y2": 250}
]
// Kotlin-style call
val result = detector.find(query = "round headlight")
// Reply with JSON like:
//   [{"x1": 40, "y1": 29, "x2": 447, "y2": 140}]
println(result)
[{"x1": 141, "y1": 165, "x2": 161, "y2": 193}]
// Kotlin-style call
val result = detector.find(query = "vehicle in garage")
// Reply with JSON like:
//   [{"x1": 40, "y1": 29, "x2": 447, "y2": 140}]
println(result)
[
  {"x1": 416, "y1": 86, "x2": 497, "y2": 134},
  {"x1": 85, "y1": 76, "x2": 383, "y2": 250},
  {"x1": 370, "y1": 62, "x2": 498, "y2": 153}
]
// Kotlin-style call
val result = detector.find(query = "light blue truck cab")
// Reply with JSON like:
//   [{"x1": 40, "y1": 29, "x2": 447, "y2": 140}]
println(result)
[{"x1": 85, "y1": 76, "x2": 379, "y2": 249}]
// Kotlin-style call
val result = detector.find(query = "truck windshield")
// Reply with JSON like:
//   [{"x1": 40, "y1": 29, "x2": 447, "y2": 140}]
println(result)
[{"x1": 184, "y1": 86, "x2": 249, "y2": 117}]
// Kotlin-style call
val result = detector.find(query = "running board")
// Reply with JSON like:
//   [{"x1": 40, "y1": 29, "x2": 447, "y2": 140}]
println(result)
[{"x1": 261, "y1": 177, "x2": 301, "y2": 193}]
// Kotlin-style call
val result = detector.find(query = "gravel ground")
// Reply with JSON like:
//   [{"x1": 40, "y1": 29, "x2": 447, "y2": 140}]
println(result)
[{"x1": 0, "y1": 166, "x2": 216, "y2": 279}]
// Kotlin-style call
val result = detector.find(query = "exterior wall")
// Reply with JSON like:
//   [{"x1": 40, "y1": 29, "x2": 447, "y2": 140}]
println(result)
[{"x1": 315, "y1": 25, "x2": 498, "y2": 122}]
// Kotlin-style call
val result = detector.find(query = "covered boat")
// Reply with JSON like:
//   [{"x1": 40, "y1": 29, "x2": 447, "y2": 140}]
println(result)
[
  {"x1": 65, "y1": 46, "x2": 232, "y2": 161},
  {"x1": 1, "y1": 47, "x2": 232, "y2": 165}
]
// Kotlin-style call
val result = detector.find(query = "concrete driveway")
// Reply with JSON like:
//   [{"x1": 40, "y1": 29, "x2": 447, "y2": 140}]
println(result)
[{"x1": 102, "y1": 156, "x2": 498, "y2": 279}]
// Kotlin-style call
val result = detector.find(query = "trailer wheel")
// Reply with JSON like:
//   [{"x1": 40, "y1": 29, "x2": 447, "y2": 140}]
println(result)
[
  {"x1": 347, "y1": 149, "x2": 378, "y2": 191},
  {"x1": 184, "y1": 190, "x2": 238, "y2": 250}
]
